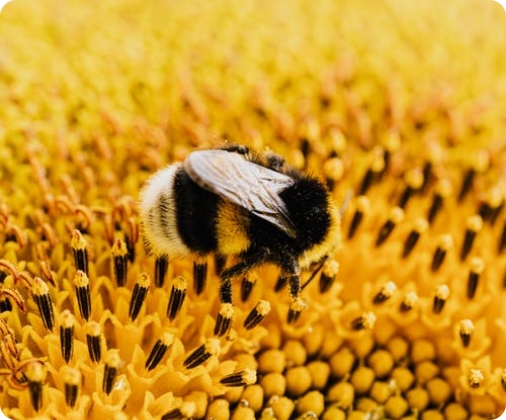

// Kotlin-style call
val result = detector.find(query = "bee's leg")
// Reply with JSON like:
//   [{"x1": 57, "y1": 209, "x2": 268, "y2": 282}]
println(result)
[{"x1": 280, "y1": 258, "x2": 307, "y2": 324}]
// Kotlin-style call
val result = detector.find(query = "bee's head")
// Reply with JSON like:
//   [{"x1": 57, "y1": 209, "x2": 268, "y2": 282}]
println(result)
[{"x1": 280, "y1": 176, "x2": 341, "y2": 266}]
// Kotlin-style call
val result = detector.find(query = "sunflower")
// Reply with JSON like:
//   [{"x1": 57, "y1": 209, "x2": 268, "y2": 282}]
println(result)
[{"x1": 0, "y1": 0, "x2": 505, "y2": 419}]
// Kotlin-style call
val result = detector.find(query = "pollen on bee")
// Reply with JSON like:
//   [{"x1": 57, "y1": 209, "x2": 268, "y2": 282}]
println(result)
[
  {"x1": 183, "y1": 339, "x2": 221, "y2": 369},
  {"x1": 73, "y1": 270, "x2": 91, "y2": 321},
  {"x1": 220, "y1": 368, "x2": 257, "y2": 387},
  {"x1": 32, "y1": 277, "x2": 55, "y2": 331},
  {"x1": 167, "y1": 276, "x2": 187, "y2": 321},
  {"x1": 243, "y1": 300, "x2": 271, "y2": 330},
  {"x1": 214, "y1": 303, "x2": 234, "y2": 336}
]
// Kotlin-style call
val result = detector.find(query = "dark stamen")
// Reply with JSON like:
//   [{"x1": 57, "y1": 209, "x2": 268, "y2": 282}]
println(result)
[
  {"x1": 399, "y1": 292, "x2": 418, "y2": 312},
  {"x1": 183, "y1": 339, "x2": 220, "y2": 369},
  {"x1": 129, "y1": 273, "x2": 150, "y2": 321},
  {"x1": 63, "y1": 367, "x2": 80, "y2": 408},
  {"x1": 373, "y1": 281, "x2": 397, "y2": 305},
  {"x1": 402, "y1": 219, "x2": 428, "y2": 259},
  {"x1": 25, "y1": 362, "x2": 46, "y2": 412},
  {"x1": 431, "y1": 234, "x2": 453, "y2": 272},
  {"x1": 102, "y1": 351, "x2": 121, "y2": 395},
  {"x1": 145, "y1": 332, "x2": 174, "y2": 371},
  {"x1": 32, "y1": 278, "x2": 55, "y2": 331},
  {"x1": 167, "y1": 276, "x2": 187, "y2": 321},
  {"x1": 319, "y1": 258, "x2": 339, "y2": 294},
  {"x1": 287, "y1": 298, "x2": 307, "y2": 324},
  {"x1": 71, "y1": 229, "x2": 88, "y2": 275},
  {"x1": 112, "y1": 238, "x2": 129, "y2": 287},
  {"x1": 467, "y1": 258, "x2": 484, "y2": 299},
  {"x1": 193, "y1": 261, "x2": 207, "y2": 295},
  {"x1": 214, "y1": 303, "x2": 234, "y2": 336},
  {"x1": 59, "y1": 310, "x2": 74, "y2": 363},
  {"x1": 351, "y1": 312, "x2": 376, "y2": 331},
  {"x1": 459, "y1": 319, "x2": 474, "y2": 348},
  {"x1": 73, "y1": 270, "x2": 91, "y2": 321},
  {"x1": 240, "y1": 276, "x2": 256, "y2": 302},
  {"x1": 375, "y1": 207, "x2": 404, "y2": 247},
  {"x1": 274, "y1": 275, "x2": 288, "y2": 292},
  {"x1": 86, "y1": 322, "x2": 102, "y2": 363},
  {"x1": 154, "y1": 255, "x2": 169, "y2": 288},
  {"x1": 243, "y1": 300, "x2": 271, "y2": 330},
  {"x1": 460, "y1": 215, "x2": 482, "y2": 261},
  {"x1": 433, "y1": 285, "x2": 450, "y2": 314},
  {"x1": 220, "y1": 369, "x2": 257, "y2": 387}
]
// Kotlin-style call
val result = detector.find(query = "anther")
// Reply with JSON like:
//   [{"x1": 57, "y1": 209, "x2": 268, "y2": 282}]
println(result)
[
  {"x1": 402, "y1": 218, "x2": 428, "y2": 258},
  {"x1": 358, "y1": 151, "x2": 384, "y2": 195},
  {"x1": 154, "y1": 255, "x2": 169, "y2": 288},
  {"x1": 432, "y1": 284, "x2": 450, "y2": 314},
  {"x1": 112, "y1": 238, "x2": 129, "y2": 287},
  {"x1": 25, "y1": 362, "x2": 46, "y2": 412},
  {"x1": 499, "y1": 220, "x2": 506, "y2": 253},
  {"x1": 274, "y1": 275, "x2": 288, "y2": 292},
  {"x1": 501, "y1": 369, "x2": 506, "y2": 392},
  {"x1": 467, "y1": 257, "x2": 484, "y2": 299},
  {"x1": 214, "y1": 303, "x2": 234, "y2": 336},
  {"x1": 32, "y1": 277, "x2": 55, "y2": 331},
  {"x1": 145, "y1": 332, "x2": 174, "y2": 371},
  {"x1": 431, "y1": 234, "x2": 453, "y2": 272},
  {"x1": 129, "y1": 272, "x2": 151, "y2": 321},
  {"x1": 63, "y1": 367, "x2": 81, "y2": 408},
  {"x1": 348, "y1": 196, "x2": 370, "y2": 239},
  {"x1": 193, "y1": 261, "x2": 208, "y2": 295},
  {"x1": 71, "y1": 229, "x2": 88, "y2": 275},
  {"x1": 375, "y1": 207, "x2": 404, "y2": 247},
  {"x1": 220, "y1": 369, "x2": 257, "y2": 387},
  {"x1": 351, "y1": 311, "x2": 377, "y2": 331},
  {"x1": 183, "y1": 339, "x2": 220, "y2": 369},
  {"x1": 427, "y1": 179, "x2": 452, "y2": 224},
  {"x1": 398, "y1": 168, "x2": 424, "y2": 209},
  {"x1": 459, "y1": 319, "x2": 474, "y2": 348},
  {"x1": 244, "y1": 300, "x2": 271, "y2": 330},
  {"x1": 59, "y1": 310, "x2": 75, "y2": 363},
  {"x1": 478, "y1": 188, "x2": 503, "y2": 224},
  {"x1": 457, "y1": 151, "x2": 489, "y2": 202},
  {"x1": 0, "y1": 287, "x2": 25, "y2": 312},
  {"x1": 373, "y1": 281, "x2": 397, "y2": 305},
  {"x1": 241, "y1": 276, "x2": 256, "y2": 302},
  {"x1": 468, "y1": 369, "x2": 485, "y2": 388},
  {"x1": 400, "y1": 291, "x2": 418, "y2": 312},
  {"x1": 319, "y1": 259, "x2": 339, "y2": 293},
  {"x1": 460, "y1": 215, "x2": 483, "y2": 261},
  {"x1": 287, "y1": 298, "x2": 308, "y2": 324},
  {"x1": 102, "y1": 350, "x2": 121, "y2": 395},
  {"x1": 167, "y1": 276, "x2": 187, "y2": 321},
  {"x1": 86, "y1": 321, "x2": 102, "y2": 363},
  {"x1": 214, "y1": 254, "x2": 227, "y2": 276},
  {"x1": 126, "y1": 217, "x2": 139, "y2": 262},
  {"x1": 73, "y1": 270, "x2": 91, "y2": 321}
]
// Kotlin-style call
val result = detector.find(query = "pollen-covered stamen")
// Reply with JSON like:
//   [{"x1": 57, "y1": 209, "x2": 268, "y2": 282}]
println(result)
[
  {"x1": 460, "y1": 215, "x2": 483, "y2": 261},
  {"x1": 319, "y1": 258, "x2": 339, "y2": 293},
  {"x1": 459, "y1": 319, "x2": 474, "y2": 348},
  {"x1": 351, "y1": 311, "x2": 376, "y2": 331},
  {"x1": 399, "y1": 291, "x2": 418, "y2": 312},
  {"x1": 241, "y1": 276, "x2": 256, "y2": 302},
  {"x1": 287, "y1": 298, "x2": 308, "y2": 324},
  {"x1": 478, "y1": 188, "x2": 503, "y2": 225},
  {"x1": 214, "y1": 303, "x2": 234, "y2": 336},
  {"x1": 129, "y1": 272, "x2": 151, "y2": 321},
  {"x1": 102, "y1": 350, "x2": 121, "y2": 395},
  {"x1": 432, "y1": 284, "x2": 450, "y2": 314},
  {"x1": 375, "y1": 207, "x2": 404, "y2": 247},
  {"x1": 358, "y1": 152, "x2": 384, "y2": 195},
  {"x1": 183, "y1": 339, "x2": 220, "y2": 369},
  {"x1": 59, "y1": 310, "x2": 75, "y2": 363},
  {"x1": 145, "y1": 332, "x2": 174, "y2": 371},
  {"x1": 73, "y1": 270, "x2": 91, "y2": 321},
  {"x1": 373, "y1": 281, "x2": 397, "y2": 305},
  {"x1": 467, "y1": 257, "x2": 484, "y2": 299},
  {"x1": 398, "y1": 168, "x2": 424, "y2": 209},
  {"x1": 427, "y1": 179, "x2": 452, "y2": 224},
  {"x1": 431, "y1": 234, "x2": 453, "y2": 272},
  {"x1": 167, "y1": 276, "x2": 187, "y2": 321},
  {"x1": 63, "y1": 367, "x2": 81, "y2": 408},
  {"x1": 468, "y1": 369, "x2": 485, "y2": 388},
  {"x1": 71, "y1": 229, "x2": 88, "y2": 275},
  {"x1": 86, "y1": 321, "x2": 102, "y2": 363},
  {"x1": 457, "y1": 150, "x2": 489, "y2": 202},
  {"x1": 24, "y1": 361, "x2": 46, "y2": 412},
  {"x1": 402, "y1": 218, "x2": 428, "y2": 258},
  {"x1": 112, "y1": 238, "x2": 129, "y2": 287},
  {"x1": 244, "y1": 300, "x2": 271, "y2": 330},
  {"x1": 193, "y1": 261, "x2": 208, "y2": 295},
  {"x1": 154, "y1": 255, "x2": 169, "y2": 288},
  {"x1": 32, "y1": 277, "x2": 55, "y2": 331},
  {"x1": 347, "y1": 196, "x2": 369, "y2": 239},
  {"x1": 162, "y1": 402, "x2": 196, "y2": 420},
  {"x1": 220, "y1": 368, "x2": 257, "y2": 387}
]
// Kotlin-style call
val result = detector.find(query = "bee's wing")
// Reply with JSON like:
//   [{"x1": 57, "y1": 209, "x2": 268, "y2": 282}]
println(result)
[{"x1": 185, "y1": 149, "x2": 297, "y2": 237}]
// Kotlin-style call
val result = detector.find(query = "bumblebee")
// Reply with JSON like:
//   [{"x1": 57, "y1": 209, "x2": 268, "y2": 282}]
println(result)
[{"x1": 139, "y1": 145, "x2": 341, "y2": 322}]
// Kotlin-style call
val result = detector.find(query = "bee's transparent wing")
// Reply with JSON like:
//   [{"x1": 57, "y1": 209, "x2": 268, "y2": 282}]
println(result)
[{"x1": 185, "y1": 149, "x2": 297, "y2": 237}]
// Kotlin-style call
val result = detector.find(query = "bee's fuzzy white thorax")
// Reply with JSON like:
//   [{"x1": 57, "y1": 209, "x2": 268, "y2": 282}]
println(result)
[{"x1": 138, "y1": 163, "x2": 192, "y2": 258}]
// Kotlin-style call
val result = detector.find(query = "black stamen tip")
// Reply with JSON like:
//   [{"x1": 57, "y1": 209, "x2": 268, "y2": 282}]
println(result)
[
  {"x1": 243, "y1": 300, "x2": 271, "y2": 330},
  {"x1": 240, "y1": 276, "x2": 256, "y2": 302},
  {"x1": 167, "y1": 276, "x2": 187, "y2": 321},
  {"x1": 145, "y1": 332, "x2": 174, "y2": 371},
  {"x1": 112, "y1": 238, "x2": 129, "y2": 287},
  {"x1": 214, "y1": 303, "x2": 234, "y2": 336},
  {"x1": 32, "y1": 278, "x2": 55, "y2": 331},
  {"x1": 129, "y1": 273, "x2": 150, "y2": 321},
  {"x1": 86, "y1": 322, "x2": 102, "y2": 363},
  {"x1": 193, "y1": 261, "x2": 208, "y2": 295},
  {"x1": 73, "y1": 270, "x2": 91, "y2": 321},
  {"x1": 183, "y1": 339, "x2": 220, "y2": 369},
  {"x1": 154, "y1": 255, "x2": 169, "y2": 288},
  {"x1": 220, "y1": 369, "x2": 257, "y2": 387},
  {"x1": 102, "y1": 351, "x2": 121, "y2": 395},
  {"x1": 59, "y1": 310, "x2": 74, "y2": 363}
]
